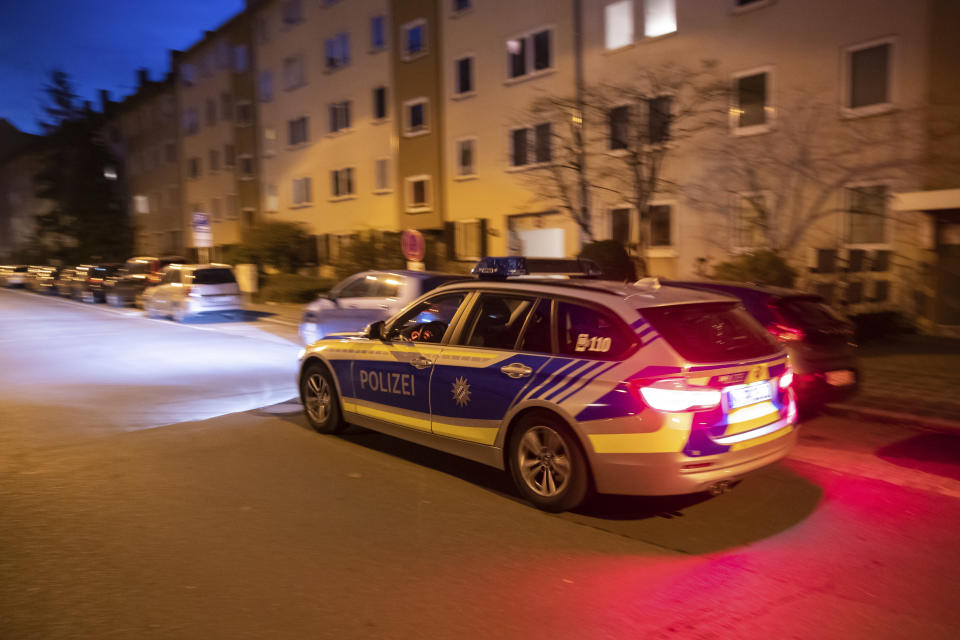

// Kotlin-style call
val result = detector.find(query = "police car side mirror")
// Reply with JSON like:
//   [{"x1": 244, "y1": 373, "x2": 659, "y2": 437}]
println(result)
[{"x1": 366, "y1": 320, "x2": 386, "y2": 340}]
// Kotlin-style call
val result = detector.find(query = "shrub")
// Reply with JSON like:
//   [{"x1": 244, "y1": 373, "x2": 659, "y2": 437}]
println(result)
[
  {"x1": 709, "y1": 250, "x2": 797, "y2": 288},
  {"x1": 254, "y1": 273, "x2": 335, "y2": 304},
  {"x1": 578, "y1": 240, "x2": 637, "y2": 282},
  {"x1": 236, "y1": 222, "x2": 315, "y2": 274}
]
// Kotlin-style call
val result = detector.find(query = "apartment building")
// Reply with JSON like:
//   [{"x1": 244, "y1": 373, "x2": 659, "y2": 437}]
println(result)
[
  {"x1": 176, "y1": 13, "x2": 260, "y2": 261},
  {"x1": 251, "y1": 0, "x2": 396, "y2": 263},
  {"x1": 106, "y1": 69, "x2": 183, "y2": 256}
]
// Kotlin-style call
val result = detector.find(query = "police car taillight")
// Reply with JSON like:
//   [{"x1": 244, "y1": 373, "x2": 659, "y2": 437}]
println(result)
[{"x1": 627, "y1": 378, "x2": 721, "y2": 412}]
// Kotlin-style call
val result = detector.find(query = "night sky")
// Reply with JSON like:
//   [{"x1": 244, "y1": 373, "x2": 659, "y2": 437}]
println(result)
[{"x1": 0, "y1": 0, "x2": 245, "y2": 134}]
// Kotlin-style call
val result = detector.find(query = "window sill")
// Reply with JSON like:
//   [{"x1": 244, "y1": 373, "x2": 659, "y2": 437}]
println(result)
[
  {"x1": 606, "y1": 147, "x2": 629, "y2": 157},
  {"x1": 286, "y1": 142, "x2": 313, "y2": 151},
  {"x1": 326, "y1": 128, "x2": 354, "y2": 138},
  {"x1": 646, "y1": 247, "x2": 677, "y2": 259},
  {"x1": 328, "y1": 195, "x2": 358, "y2": 203},
  {"x1": 453, "y1": 174, "x2": 478, "y2": 182},
  {"x1": 368, "y1": 47, "x2": 387, "y2": 55},
  {"x1": 239, "y1": 175, "x2": 255, "y2": 181},
  {"x1": 371, "y1": 117, "x2": 391, "y2": 126},
  {"x1": 732, "y1": 123, "x2": 772, "y2": 137},
  {"x1": 504, "y1": 67, "x2": 555, "y2": 86},
  {"x1": 841, "y1": 103, "x2": 897, "y2": 120},
  {"x1": 289, "y1": 203, "x2": 314, "y2": 210},
  {"x1": 402, "y1": 51, "x2": 429, "y2": 63},
  {"x1": 323, "y1": 64, "x2": 351, "y2": 75},
  {"x1": 450, "y1": 8, "x2": 474, "y2": 19},
  {"x1": 505, "y1": 162, "x2": 551, "y2": 173},
  {"x1": 283, "y1": 84, "x2": 307, "y2": 92},
  {"x1": 451, "y1": 91, "x2": 476, "y2": 101},
  {"x1": 373, "y1": 188, "x2": 393, "y2": 195},
  {"x1": 405, "y1": 206, "x2": 432, "y2": 214},
  {"x1": 602, "y1": 42, "x2": 636, "y2": 55},
  {"x1": 403, "y1": 128, "x2": 431, "y2": 138},
  {"x1": 843, "y1": 242, "x2": 892, "y2": 250},
  {"x1": 732, "y1": 0, "x2": 775, "y2": 15}
]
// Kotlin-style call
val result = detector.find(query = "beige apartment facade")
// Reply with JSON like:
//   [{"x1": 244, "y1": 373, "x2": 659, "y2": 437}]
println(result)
[
  {"x1": 176, "y1": 12, "x2": 260, "y2": 261},
  {"x1": 252, "y1": 0, "x2": 396, "y2": 263},
  {"x1": 108, "y1": 70, "x2": 184, "y2": 257}
]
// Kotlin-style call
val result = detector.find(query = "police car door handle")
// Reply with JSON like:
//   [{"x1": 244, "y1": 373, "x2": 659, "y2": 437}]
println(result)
[
  {"x1": 411, "y1": 357, "x2": 433, "y2": 370},
  {"x1": 501, "y1": 363, "x2": 533, "y2": 378}
]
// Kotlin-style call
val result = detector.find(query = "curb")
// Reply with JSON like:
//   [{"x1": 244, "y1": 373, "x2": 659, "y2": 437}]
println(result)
[
  {"x1": 823, "y1": 403, "x2": 960, "y2": 434},
  {"x1": 258, "y1": 315, "x2": 300, "y2": 328}
]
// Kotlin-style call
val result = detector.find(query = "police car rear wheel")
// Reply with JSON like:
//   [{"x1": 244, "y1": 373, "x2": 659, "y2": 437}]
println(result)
[
  {"x1": 301, "y1": 364, "x2": 345, "y2": 434},
  {"x1": 509, "y1": 413, "x2": 589, "y2": 512}
]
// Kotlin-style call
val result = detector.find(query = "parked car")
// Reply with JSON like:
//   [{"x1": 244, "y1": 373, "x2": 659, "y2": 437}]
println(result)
[
  {"x1": 27, "y1": 266, "x2": 62, "y2": 294},
  {"x1": 53, "y1": 267, "x2": 77, "y2": 296},
  {"x1": 105, "y1": 256, "x2": 186, "y2": 307},
  {"x1": 665, "y1": 280, "x2": 859, "y2": 409},
  {"x1": 298, "y1": 270, "x2": 469, "y2": 344},
  {"x1": 71, "y1": 263, "x2": 123, "y2": 303},
  {"x1": 1, "y1": 265, "x2": 28, "y2": 287},
  {"x1": 143, "y1": 263, "x2": 243, "y2": 322}
]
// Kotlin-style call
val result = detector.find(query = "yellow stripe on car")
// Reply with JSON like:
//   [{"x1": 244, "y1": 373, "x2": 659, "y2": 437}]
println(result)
[{"x1": 588, "y1": 414, "x2": 692, "y2": 453}]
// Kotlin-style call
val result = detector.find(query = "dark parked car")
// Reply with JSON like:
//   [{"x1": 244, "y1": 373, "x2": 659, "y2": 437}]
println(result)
[
  {"x1": 105, "y1": 256, "x2": 186, "y2": 307},
  {"x1": 27, "y1": 266, "x2": 62, "y2": 294},
  {"x1": 71, "y1": 263, "x2": 123, "y2": 303},
  {"x1": 665, "y1": 280, "x2": 859, "y2": 409}
]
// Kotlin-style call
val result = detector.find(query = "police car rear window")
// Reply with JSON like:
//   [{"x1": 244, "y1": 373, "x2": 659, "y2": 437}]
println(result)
[
  {"x1": 642, "y1": 301, "x2": 779, "y2": 363},
  {"x1": 192, "y1": 268, "x2": 236, "y2": 285},
  {"x1": 558, "y1": 301, "x2": 635, "y2": 360}
]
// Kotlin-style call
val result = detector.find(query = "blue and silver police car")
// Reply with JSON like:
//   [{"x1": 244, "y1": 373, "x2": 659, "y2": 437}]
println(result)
[{"x1": 298, "y1": 257, "x2": 797, "y2": 511}]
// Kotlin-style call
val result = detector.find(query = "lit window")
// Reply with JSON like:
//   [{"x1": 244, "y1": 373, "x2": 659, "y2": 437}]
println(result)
[
  {"x1": 331, "y1": 168, "x2": 356, "y2": 197},
  {"x1": 457, "y1": 138, "x2": 476, "y2": 176},
  {"x1": 644, "y1": 0, "x2": 676, "y2": 38},
  {"x1": 847, "y1": 41, "x2": 892, "y2": 111},
  {"x1": 455, "y1": 56, "x2": 474, "y2": 95},
  {"x1": 329, "y1": 101, "x2": 351, "y2": 133},
  {"x1": 405, "y1": 176, "x2": 432, "y2": 211},
  {"x1": 134, "y1": 195, "x2": 149, "y2": 214},
  {"x1": 325, "y1": 33, "x2": 350, "y2": 70},
  {"x1": 605, "y1": 1, "x2": 634, "y2": 50},
  {"x1": 402, "y1": 20, "x2": 427, "y2": 59}
]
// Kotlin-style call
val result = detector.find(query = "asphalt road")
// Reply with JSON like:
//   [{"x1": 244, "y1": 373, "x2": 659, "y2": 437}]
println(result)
[{"x1": 2, "y1": 288, "x2": 959, "y2": 639}]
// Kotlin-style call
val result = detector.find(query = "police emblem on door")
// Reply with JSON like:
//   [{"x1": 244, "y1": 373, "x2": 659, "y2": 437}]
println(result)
[{"x1": 452, "y1": 376, "x2": 471, "y2": 408}]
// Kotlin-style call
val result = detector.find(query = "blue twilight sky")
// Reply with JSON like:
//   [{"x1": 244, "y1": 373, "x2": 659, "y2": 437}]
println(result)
[{"x1": 0, "y1": 0, "x2": 245, "y2": 133}]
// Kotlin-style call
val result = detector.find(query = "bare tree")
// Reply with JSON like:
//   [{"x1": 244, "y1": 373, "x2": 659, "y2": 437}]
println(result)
[{"x1": 518, "y1": 60, "x2": 725, "y2": 270}]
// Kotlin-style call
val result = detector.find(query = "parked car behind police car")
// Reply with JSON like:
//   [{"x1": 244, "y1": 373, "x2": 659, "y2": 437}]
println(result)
[
  {"x1": 298, "y1": 258, "x2": 798, "y2": 512},
  {"x1": 143, "y1": 264, "x2": 243, "y2": 322},
  {"x1": 299, "y1": 270, "x2": 467, "y2": 344}
]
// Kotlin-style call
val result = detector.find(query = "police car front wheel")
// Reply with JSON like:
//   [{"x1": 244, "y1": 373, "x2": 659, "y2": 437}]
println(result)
[
  {"x1": 301, "y1": 363, "x2": 346, "y2": 434},
  {"x1": 508, "y1": 412, "x2": 589, "y2": 512}
]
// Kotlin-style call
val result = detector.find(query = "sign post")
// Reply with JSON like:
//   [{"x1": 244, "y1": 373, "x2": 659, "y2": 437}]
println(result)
[
  {"x1": 192, "y1": 212, "x2": 212, "y2": 264},
  {"x1": 401, "y1": 229, "x2": 426, "y2": 271}
]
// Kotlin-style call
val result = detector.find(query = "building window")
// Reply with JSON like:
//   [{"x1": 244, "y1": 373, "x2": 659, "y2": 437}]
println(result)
[
  {"x1": 454, "y1": 220, "x2": 483, "y2": 261},
  {"x1": 182, "y1": 107, "x2": 198, "y2": 135},
  {"x1": 402, "y1": 19, "x2": 427, "y2": 59},
  {"x1": 610, "y1": 208, "x2": 630, "y2": 241},
  {"x1": 604, "y1": 0, "x2": 633, "y2": 50},
  {"x1": 847, "y1": 185, "x2": 887, "y2": 244},
  {"x1": 846, "y1": 41, "x2": 893, "y2": 112},
  {"x1": 205, "y1": 98, "x2": 217, "y2": 126},
  {"x1": 732, "y1": 68, "x2": 771, "y2": 133},
  {"x1": 608, "y1": 105, "x2": 629, "y2": 150},
  {"x1": 282, "y1": 0, "x2": 302, "y2": 25},
  {"x1": 188, "y1": 157, "x2": 201, "y2": 179},
  {"x1": 164, "y1": 142, "x2": 177, "y2": 163},
  {"x1": 405, "y1": 176, "x2": 432, "y2": 212},
  {"x1": 404, "y1": 98, "x2": 429, "y2": 135},
  {"x1": 181, "y1": 64, "x2": 196, "y2": 87},
  {"x1": 263, "y1": 127, "x2": 277, "y2": 156},
  {"x1": 233, "y1": 45, "x2": 249, "y2": 72},
  {"x1": 649, "y1": 204, "x2": 672, "y2": 246},
  {"x1": 370, "y1": 16, "x2": 386, "y2": 51},
  {"x1": 265, "y1": 184, "x2": 278, "y2": 212},
  {"x1": 331, "y1": 168, "x2": 356, "y2": 197},
  {"x1": 845, "y1": 281, "x2": 864, "y2": 305},
  {"x1": 735, "y1": 193, "x2": 767, "y2": 249},
  {"x1": 292, "y1": 177, "x2": 312, "y2": 205},
  {"x1": 874, "y1": 280, "x2": 890, "y2": 303},
  {"x1": 209, "y1": 149, "x2": 220, "y2": 172},
  {"x1": 456, "y1": 138, "x2": 476, "y2": 176},
  {"x1": 374, "y1": 158, "x2": 390, "y2": 192},
  {"x1": 453, "y1": 0, "x2": 473, "y2": 13},
  {"x1": 259, "y1": 71, "x2": 273, "y2": 102},
  {"x1": 226, "y1": 195, "x2": 239, "y2": 220},
  {"x1": 288, "y1": 116, "x2": 310, "y2": 145},
  {"x1": 224, "y1": 143, "x2": 235, "y2": 166},
  {"x1": 373, "y1": 86, "x2": 388, "y2": 120},
  {"x1": 644, "y1": 0, "x2": 676, "y2": 38},
  {"x1": 455, "y1": 56, "x2": 474, "y2": 95},
  {"x1": 648, "y1": 96, "x2": 671, "y2": 143},
  {"x1": 329, "y1": 101, "x2": 351, "y2": 133},
  {"x1": 507, "y1": 28, "x2": 552, "y2": 80},
  {"x1": 211, "y1": 198, "x2": 222, "y2": 222},
  {"x1": 236, "y1": 102, "x2": 253, "y2": 126},
  {"x1": 510, "y1": 123, "x2": 552, "y2": 167},
  {"x1": 134, "y1": 195, "x2": 149, "y2": 214},
  {"x1": 239, "y1": 155, "x2": 255, "y2": 179},
  {"x1": 325, "y1": 33, "x2": 350, "y2": 70},
  {"x1": 283, "y1": 55, "x2": 305, "y2": 90}
]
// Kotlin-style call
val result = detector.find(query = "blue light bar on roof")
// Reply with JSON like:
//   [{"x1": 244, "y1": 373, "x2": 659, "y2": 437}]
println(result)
[{"x1": 472, "y1": 257, "x2": 602, "y2": 279}]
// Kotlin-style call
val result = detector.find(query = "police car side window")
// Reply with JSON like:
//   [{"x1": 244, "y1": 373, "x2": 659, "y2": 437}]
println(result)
[
  {"x1": 557, "y1": 301, "x2": 633, "y2": 359},
  {"x1": 517, "y1": 298, "x2": 553, "y2": 354},
  {"x1": 387, "y1": 292, "x2": 466, "y2": 344},
  {"x1": 460, "y1": 294, "x2": 536, "y2": 350}
]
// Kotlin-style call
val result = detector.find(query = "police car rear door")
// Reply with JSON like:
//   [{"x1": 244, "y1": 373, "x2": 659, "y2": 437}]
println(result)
[
  {"x1": 349, "y1": 290, "x2": 470, "y2": 434},
  {"x1": 430, "y1": 293, "x2": 554, "y2": 446}
]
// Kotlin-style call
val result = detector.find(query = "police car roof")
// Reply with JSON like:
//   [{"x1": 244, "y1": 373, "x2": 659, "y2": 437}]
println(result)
[
  {"x1": 360, "y1": 269, "x2": 466, "y2": 280},
  {"x1": 433, "y1": 277, "x2": 738, "y2": 309}
]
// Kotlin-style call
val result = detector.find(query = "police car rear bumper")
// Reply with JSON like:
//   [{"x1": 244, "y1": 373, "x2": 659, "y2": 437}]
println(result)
[{"x1": 589, "y1": 426, "x2": 797, "y2": 496}]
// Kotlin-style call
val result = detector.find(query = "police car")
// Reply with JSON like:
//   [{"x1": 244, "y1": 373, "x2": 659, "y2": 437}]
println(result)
[{"x1": 298, "y1": 257, "x2": 797, "y2": 512}]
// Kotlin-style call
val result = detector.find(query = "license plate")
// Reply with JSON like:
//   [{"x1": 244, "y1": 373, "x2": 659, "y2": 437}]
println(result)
[
  {"x1": 825, "y1": 370, "x2": 855, "y2": 386},
  {"x1": 726, "y1": 380, "x2": 773, "y2": 410}
]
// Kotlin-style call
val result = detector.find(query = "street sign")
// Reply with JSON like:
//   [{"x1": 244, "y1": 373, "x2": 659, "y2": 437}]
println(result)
[
  {"x1": 192, "y1": 211, "x2": 212, "y2": 249},
  {"x1": 401, "y1": 228, "x2": 425, "y2": 262}
]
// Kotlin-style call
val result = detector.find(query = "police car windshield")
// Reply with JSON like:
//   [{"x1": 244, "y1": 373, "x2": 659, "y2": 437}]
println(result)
[{"x1": 642, "y1": 301, "x2": 779, "y2": 363}]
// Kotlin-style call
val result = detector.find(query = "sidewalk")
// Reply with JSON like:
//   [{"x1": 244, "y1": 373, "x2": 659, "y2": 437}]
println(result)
[{"x1": 826, "y1": 334, "x2": 960, "y2": 432}]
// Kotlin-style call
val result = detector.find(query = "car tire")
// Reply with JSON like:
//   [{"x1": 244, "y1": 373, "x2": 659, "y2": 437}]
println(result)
[
  {"x1": 144, "y1": 300, "x2": 159, "y2": 319},
  {"x1": 300, "y1": 362, "x2": 346, "y2": 434},
  {"x1": 508, "y1": 411, "x2": 590, "y2": 512},
  {"x1": 172, "y1": 303, "x2": 188, "y2": 323}
]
